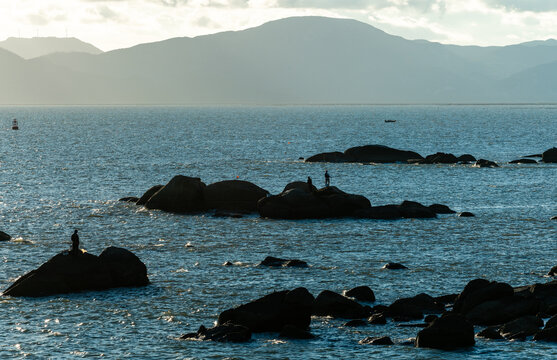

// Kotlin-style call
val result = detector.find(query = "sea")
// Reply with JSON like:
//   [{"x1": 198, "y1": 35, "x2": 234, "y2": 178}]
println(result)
[{"x1": 0, "y1": 105, "x2": 556, "y2": 359}]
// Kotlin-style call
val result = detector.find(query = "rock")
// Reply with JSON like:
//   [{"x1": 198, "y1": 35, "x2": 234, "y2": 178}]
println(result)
[
  {"x1": 212, "y1": 211, "x2": 243, "y2": 218},
  {"x1": 368, "y1": 313, "x2": 387, "y2": 324},
  {"x1": 514, "y1": 281, "x2": 557, "y2": 313},
  {"x1": 549, "y1": 266, "x2": 557, "y2": 276},
  {"x1": 509, "y1": 159, "x2": 538, "y2": 164},
  {"x1": 0, "y1": 231, "x2": 11, "y2": 241},
  {"x1": 204, "y1": 180, "x2": 269, "y2": 212},
  {"x1": 382, "y1": 262, "x2": 408, "y2": 270},
  {"x1": 180, "y1": 322, "x2": 251, "y2": 342},
  {"x1": 457, "y1": 154, "x2": 476, "y2": 162},
  {"x1": 257, "y1": 186, "x2": 371, "y2": 219},
  {"x1": 421, "y1": 152, "x2": 459, "y2": 164},
  {"x1": 524, "y1": 153, "x2": 542, "y2": 158},
  {"x1": 305, "y1": 151, "x2": 348, "y2": 163},
  {"x1": 458, "y1": 212, "x2": 475, "y2": 217},
  {"x1": 3, "y1": 246, "x2": 149, "y2": 297},
  {"x1": 435, "y1": 294, "x2": 459, "y2": 305},
  {"x1": 144, "y1": 176, "x2": 206, "y2": 213},
  {"x1": 424, "y1": 315, "x2": 438, "y2": 324},
  {"x1": 545, "y1": 314, "x2": 557, "y2": 329},
  {"x1": 428, "y1": 204, "x2": 456, "y2": 214},
  {"x1": 416, "y1": 313, "x2": 475, "y2": 350},
  {"x1": 499, "y1": 315, "x2": 543, "y2": 339},
  {"x1": 359, "y1": 336, "x2": 394, "y2": 345},
  {"x1": 476, "y1": 326, "x2": 503, "y2": 340},
  {"x1": 397, "y1": 201, "x2": 437, "y2": 218},
  {"x1": 118, "y1": 196, "x2": 139, "y2": 202},
  {"x1": 534, "y1": 326, "x2": 557, "y2": 342},
  {"x1": 136, "y1": 184, "x2": 164, "y2": 206},
  {"x1": 258, "y1": 256, "x2": 309, "y2": 268},
  {"x1": 344, "y1": 286, "x2": 375, "y2": 302},
  {"x1": 217, "y1": 287, "x2": 314, "y2": 332},
  {"x1": 223, "y1": 261, "x2": 233, "y2": 266},
  {"x1": 542, "y1": 147, "x2": 557, "y2": 163},
  {"x1": 344, "y1": 319, "x2": 368, "y2": 327},
  {"x1": 283, "y1": 181, "x2": 317, "y2": 193},
  {"x1": 465, "y1": 296, "x2": 541, "y2": 326},
  {"x1": 312, "y1": 290, "x2": 369, "y2": 319},
  {"x1": 551, "y1": 216, "x2": 557, "y2": 221},
  {"x1": 389, "y1": 293, "x2": 445, "y2": 320},
  {"x1": 354, "y1": 201, "x2": 441, "y2": 219},
  {"x1": 474, "y1": 159, "x2": 499, "y2": 168},
  {"x1": 453, "y1": 279, "x2": 514, "y2": 314},
  {"x1": 279, "y1": 324, "x2": 315, "y2": 339}
]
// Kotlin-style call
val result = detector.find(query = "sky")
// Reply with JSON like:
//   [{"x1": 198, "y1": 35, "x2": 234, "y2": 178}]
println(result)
[{"x1": 2, "y1": 0, "x2": 557, "y2": 51}]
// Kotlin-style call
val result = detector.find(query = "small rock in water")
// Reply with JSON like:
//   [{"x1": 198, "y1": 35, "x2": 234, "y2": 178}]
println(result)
[
  {"x1": 476, "y1": 326, "x2": 504, "y2": 340},
  {"x1": 258, "y1": 256, "x2": 308, "y2": 268},
  {"x1": 547, "y1": 265, "x2": 557, "y2": 276},
  {"x1": 180, "y1": 322, "x2": 251, "y2": 342},
  {"x1": 474, "y1": 159, "x2": 499, "y2": 168},
  {"x1": 458, "y1": 212, "x2": 475, "y2": 217},
  {"x1": 344, "y1": 286, "x2": 375, "y2": 302},
  {"x1": 223, "y1": 261, "x2": 233, "y2": 266},
  {"x1": 550, "y1": 216, "x2": 557, "y2": 221},
  {"x1": 382, "y1": 262, "x2": 408, "y2": 270},
  {"x1": 509, "y1": 159, "x2": 538, "y2": 164},
  {"x1": 344, "y1": 319, "x2": 368, "y2": 327},
  {"x1": 0, "y1": 231, "x2": 11, "y2": 241},
  {"x1": 368, "y1": 313, "x2": 387, "y2": 325},
  {"x1": 359, "y1": 336, "x2": 394, "y2": 345}
]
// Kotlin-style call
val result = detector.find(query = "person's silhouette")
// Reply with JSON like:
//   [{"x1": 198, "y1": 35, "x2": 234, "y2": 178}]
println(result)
[
  {"x1": 307, "y1": 176, "x2": 313, "y2": 189},
  {"x1": 71, "y1": 230, "x2": 80, "y2": 256},
  {"x1": 324, "y1": 170, "x2": 330, "y2": 187}
]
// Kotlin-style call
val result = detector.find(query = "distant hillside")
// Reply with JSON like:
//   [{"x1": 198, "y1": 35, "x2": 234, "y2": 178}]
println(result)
[
  {"x1": 0, "y1": 16, "x2": 556, "y2": 104},
  {"x1": 0, "y1": 37, "x2": 102, "y2": 59}
]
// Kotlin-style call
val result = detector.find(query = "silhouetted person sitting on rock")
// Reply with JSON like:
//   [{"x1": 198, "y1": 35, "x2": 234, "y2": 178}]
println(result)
[
  {"x1": 325, "y1": 170, "x2": 330, "y2": 187},
  {"x1": 70, "y1": 230, "x2": 80, "y2": 256},
  {"x1": 307, "y1": 176, "x2": 313, "y2": 190}
]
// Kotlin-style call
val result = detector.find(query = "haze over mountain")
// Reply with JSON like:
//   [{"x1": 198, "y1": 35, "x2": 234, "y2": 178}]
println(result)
[
  {"x1": 0, "y1": 16, "x2": 556, "y2": 104},
  {"x1": 0, "y1": 37, "x2": 103, "y2": 60}
]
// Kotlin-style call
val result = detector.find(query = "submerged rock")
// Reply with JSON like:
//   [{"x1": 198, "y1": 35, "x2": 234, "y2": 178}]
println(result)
[
  {"x1": 542, "y1": 147, "x2": 557, "y2": 163},
  {"x1": 0, "y1": 231, "x2": 11, "y2": 241},
  {"x1": 180, "y1": 322, "x2": 251, "y2": 342},
  {"x1": 344, "y1": 286, "x2": 375, "y2": 302},
  {"x1": 382, "y1": 262, "x2": 408, "y2": 270},
  {"x1": 204, "y1": 180, "x2": 269, "y2": 212},
  {"x1": 258, "y1": 256, "x2": 309, "y2": 268},
  {"x1": 144, "y1": 176, "x2": 206, "y2": 213},
  {"x1": 3, "y1": 246, "x2": 149, "y2": 297},
  {"x1": 416, "y1": 313, "x2": 475, "y2": 350},
  {"x1": 510, "y1": 159, "x2": 538, "y2": 164},
  {"x1": 458, "y1": 212, "x2": 475, "y2": 217},
  {"x1": 217, "y1": 288, "x2": 314, "y2": 332}
]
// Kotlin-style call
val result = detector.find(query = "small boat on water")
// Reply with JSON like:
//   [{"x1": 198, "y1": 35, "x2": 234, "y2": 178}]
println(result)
[
  {"x1": 384, "y1": 119, "x2": 396, "y2": 123},
  {"x1": 12, "y1": 119, "x2": 19, "y2": 130}
]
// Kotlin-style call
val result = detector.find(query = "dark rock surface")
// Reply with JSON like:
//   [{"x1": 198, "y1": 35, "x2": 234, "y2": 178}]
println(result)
[
  {"x1": 458, "y1": 212, "x2": 475, "y2": 217},
  {"x1": 144, "y1": 176, "x2": 206, "y2": 213},
  {"x1": 3, "y1": 246, "x2": 149, "y2": 297},
  {"x1": 258, "y1": 256, "x2": 309, "y2": 268},
  {"x1": 355, "y1": 201, "x2": 437, "y2": 220},
  {"x1": 382, "y1": 262, "x2": 408, "y2": 270},
  {"x1": 416, "y1": 313, "x2": 475, "y2": 350},
  {"x1": 534, "y1": 326, "x2": 557, "y2": 342},
  {"x1": 0, "y1": 231, "x2": 11, "y2": 241},
  {"x1": 118, "y1": 196, "x2": 139, "y2": 202},
  {"x1": 344, "y1": 286, "x2": 375, "y2": 302},
  {"x1": 283, "y1": 181, "x2": 317, "y2": 193},
  {"x1": 474, "y1": 159, "x2": 499, "y2": 168},
  {"x1": 180, "y1": 322, "x2": 251, "y2": 342},
  {"x1": 476, "y1": 326, "x2": 504, "y2": 340},
  {"x1": 428, "y1": 204, "x2": 456, "y2": 214},
  {"x1": 204, "y1": 180, "x2": 269, "y2": 212},
  {"x1": 359, "y1": 336, "x2": 394, "y2": 345},
  {"x1": 420, "y1": 152, "x2": 459, "y2": 164},
  {"x1": 457, "y1": 154, "x2": 476, "y2": 162},
  {"x1": 547, "y1": 265, "x2": 557, "y2": 276},
  {"x1": 217, "y1": 288, "x2": 314, "y2": 332},
  {"x1": 545, "y1": 314, "x2": 557, "y2": 330},
  {"x1": 306, "y1": 144, "x2": 423, "y2": 163},
  {"x1": 453, "y1": 279, "x2": 514, "y2": 314},
  {"x1": 279, "y1": 324, "x2": 315, "y2": 339},
  {"x1": 312, "y1": 290, "x2": 369, "y2": 319},
  {"x1": 368, "y1": 313, "x2": 387, "y2": 324},
  {"x1": 305, "y1": 151, "x2": 348, "y2": 163},
  {"x1": 499, "y1": 315, "x2": 543, "y2": 339},
  {"x1": 510, "y1": 159, "x2": 538, "y2": 164},
  {"x1": 542, "y1": 147, "x2": 557, "y2": 163},
  {"x1": 344, "y1": 319, "x2": 368, "y2": 327},
  {"x1": 257, "y1": 186, "x2": 371, "y2": 219},
  {"x1": 389, "y1": 293, "x2": 445, "y2": 320},
  {"x1": 551, "y1": 216, "x2": 557, "y2": 221},
  {"x1": 136, "y1": 184, "x2": 164, "y2": 206}
]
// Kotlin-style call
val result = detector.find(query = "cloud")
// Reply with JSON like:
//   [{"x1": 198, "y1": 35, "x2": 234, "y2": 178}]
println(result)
[{"x1": 484, "y1": 0, "x2": 557, "y2": 13}]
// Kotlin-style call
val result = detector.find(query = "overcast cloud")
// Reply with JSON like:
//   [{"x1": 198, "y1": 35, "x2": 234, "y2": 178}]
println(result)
[{"x1": 1, "y1": 0, "x2": 556, "y2": 51}]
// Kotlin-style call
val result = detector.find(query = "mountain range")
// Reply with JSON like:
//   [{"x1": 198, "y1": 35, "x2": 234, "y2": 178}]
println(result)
[
  {"x1": 1, "y1": 16, "x2": 556, "y2": 104},
  {"x1": 0, "y1": 37, "x2": 102, "y2": 60}
]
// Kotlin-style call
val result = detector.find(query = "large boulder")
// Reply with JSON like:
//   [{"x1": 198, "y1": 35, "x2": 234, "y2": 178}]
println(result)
[
  {"x1": 204, "y1": 180, "x2": 269, "y2": 212},
  {"x1": 465, "y1": 296, "x2": 541, "y2": 326},
  {"x1": 343, "y1": 145, "x2": 423, "y2": 163},
  {"x1": 453, "y1": 279, "x2": 514, "y2": 314},
  {"x1": 257, "y1": 186, "x2": 370, "y2": 219},
  {"x1": 305, "y1": 151, "x2": 347, "y2": 163},
  {"x1": 421, "y1": 152, "x2": 459, "y2": 164},
  {"x1": 542, "y1": 147, "x2": 557, "y2": 163},
  {"x1": 217, "y1": 288, "x2": 314, "y2": 332},
  {"x1": 0, "y1": 231, "x2": 11, "y2": 241},
  {"x1": 354, "y1": 201, "x2": 437, "y2": 220},
  {"x1": 388, "y1": 293, "x2": 445, "y2": 320},
  {"x1": 312, "y1": 290, "x2": 369, "y2": 319},
  {"x1": 514, "y1": 281, "x2": 557, "y2": 313},
  {"x1": 344, "y1": 286, "x2": 376, "y2": 302},
  {"x1": 283, "y1": 181, "x2": 317, "y2": 193},
  {"x1": 498, "y1": 315, "x2": 543, "y2": 339},
  {"x1": 416, "y1": 313, "x2": 475, "y2": 350},
  {"x1": 144, "y1": 176, "x2": 206, "y2": 213},
  {"x1": 136, "y1": 184, "x2": 163, "y2": 206},
  {"x1": 3, "y1": 247, "x2": 148, "y2": 297}
]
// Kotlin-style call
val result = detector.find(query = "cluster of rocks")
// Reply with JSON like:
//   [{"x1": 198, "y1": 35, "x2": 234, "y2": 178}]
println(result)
[
  {"x1": 3, "y1": 247, "x2": 149, "y2": 297},
  {"x1": 304, "y1": 144, "x2": 557, "y2": 166},
  {"x1": 122, "y1": 176, "x2": 467, "y2": 221},
  {"x1": 180, "y1": 276, "x2": 557, "y2": 350}
]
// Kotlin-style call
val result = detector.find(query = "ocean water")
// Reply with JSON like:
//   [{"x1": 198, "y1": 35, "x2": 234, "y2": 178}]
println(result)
[{"x1": 0, "y1": 105, "x2": 556, "y2": 359}]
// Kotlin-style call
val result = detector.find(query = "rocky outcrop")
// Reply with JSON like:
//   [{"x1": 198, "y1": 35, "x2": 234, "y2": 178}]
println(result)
[
  {"x1": 180, "y1": 323, "x2": 251, "y2": 342},
  {"x1": 428, "y1": 204, "x2": 456, "y2": 214},
  {"x1": 283, "y1": 181, "x2": 317, "y2": 193},
  {"x1": 312, "y1": 290, "x2": 370, "y2": 319},
  {"x1": 344, "y1": 286, "x2": 375, "y2": 302},
  {"x1": 510, "y1": 159, "x2": 538, "y2": 164},
  {"x1": 416, "y1": 313, "x2": 475, "y2": 350},
  {"x1": 354, "y1": 201, "x2": 438, "y2": 220},
  {"x1": 279, "y1": 324, "x2": 315, "y2": 339},
  {"x1": 3, "y1": 246, "x2": 149, "y2": 297},
  {"x1": 542, "y1": 147, "x2": 557, "y2": 163},
  {"x1": 144, "y1": 176, "x2": 206, "y2": 213},
  {"x1": 204, "y1": 180, "x2": 269, "y2": 212},
  {"x1": 257, "y1": 186, "x2": 371, "y2": 219},
  {"x1": 306, "y1": 145, "x2": 423, "y2": 163},
  {"x1": 217, "y1": 288, "x2": 314, "y2": 332},
  {"x1": 0, "y1": 231, "x2": 11, "y2": 241},
  {"x1": 258, "y1": 256, "x2": 309, "y2": 268},
  {"x1": 474, "y1": 159, "x2": 499, "y2": 168},
  {"x1": 136, "y1": 184, "x2": 163, "y2": 206}
]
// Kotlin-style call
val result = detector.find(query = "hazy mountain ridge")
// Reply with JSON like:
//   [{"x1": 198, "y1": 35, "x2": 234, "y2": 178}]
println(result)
[
  {"x1": 0, "y1": 16, "x2": 556, "y2": 104},
  {"x1": 0, "y1": 37, "x2": 102, "y2": 59}
]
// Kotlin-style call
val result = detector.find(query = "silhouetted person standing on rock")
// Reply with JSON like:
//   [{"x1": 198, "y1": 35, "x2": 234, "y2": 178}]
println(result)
[
  {"x1": 307, "y1": 176, "x2": 313, "y2": 190},
  {"x1": 325, "y1": 170, "x2": 330, "y2": 187},
  {"x1": 71, "y1": 230, "x2": 80, "y2": 256}
]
